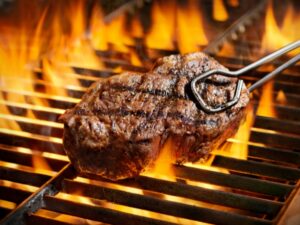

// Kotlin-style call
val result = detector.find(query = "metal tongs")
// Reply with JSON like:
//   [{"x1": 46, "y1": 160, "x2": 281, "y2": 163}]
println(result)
[{"x1": 191, "y1": 40, "x2": 300, "y2": 113}]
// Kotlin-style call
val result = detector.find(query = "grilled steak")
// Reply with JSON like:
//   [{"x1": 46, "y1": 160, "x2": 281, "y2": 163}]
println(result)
[{"x1": 60, "y1": 52, "x2": 249, "y2": 180}]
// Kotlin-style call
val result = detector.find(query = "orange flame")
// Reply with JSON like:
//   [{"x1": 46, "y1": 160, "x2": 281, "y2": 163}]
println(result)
[
  {"x1": 32, "y1": 153, "x2": 52, "y2": 172},
  {"x1": 257, "y1": 80, "x2": 276, "y2": 117},
  {"x1": 145, "y1": 1, "x2": 176, "y2": 50},
  {"x1": 221, "y1": 104, "x2": 254, "y2": 160},
  {"x1": 262, "y1": 1, "x2": 300, "y2": 54},
  {"x1": 90, "y1": 4, "x2": 142, "y2": 66},
  {"x1": 213, "y1": 0, "x2": 229, "y2": 22},
  {"x1": 145, "y1": 137, "x2": 176, "y2": 179},
  {"x1": 276, "y1": 90, "x2": 286, "y2": 105},
  {"x1": 177, "y1": 0, "x2": 208, "y2": 53}
]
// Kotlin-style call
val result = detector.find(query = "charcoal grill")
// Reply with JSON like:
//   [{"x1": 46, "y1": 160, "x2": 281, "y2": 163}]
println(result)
[{"x1": 0, "y1": 0, "x2": 300, "y2": 225}]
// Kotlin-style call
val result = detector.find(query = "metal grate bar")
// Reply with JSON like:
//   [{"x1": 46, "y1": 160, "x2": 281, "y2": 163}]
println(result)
[
  {"x1": 0, "y1": 129, "x2": 63, "y2": 154},
  {"x1": 0, "y1": 145, "x2": 67, "y2": 170},
  {"x1": 0, "y1": 208, "x2": 11, "y2": 220},
  {"x1": 0, "y1": 186, "x2": 32, "y2": 204},
  {"x1": 109, "y1": 175, "x2": 283, "y2": 215},
  {"x1": 250, "y1": 130, "x2": 300, "y2": 151},
  {"x1": 248, "y1": 145, "x2": 300, "y2": 166},
  {"x1": 0, "y1": 166, "x2": 50, "y2": 187},
  {"x1": 44, "y1": 195, "x2": 178, "y2": 225},
  {"x1": 254, "y1": 116, "x2": 300, "y2": 135},
  {"x1": 273, "y1": 105, "x2": 300, "y2": 122},
  {"x1": 44, "y1": 194, "x2": 272, "y2": 225},
  {"x1": 0, "y1": 163, "x2": 75, "y2": 225},
  {"x1": 213, "y1": 156, "x2": 300, "y2": 181},
  {"x1": 26, "y1": 215, "x2": 73, "y2": 225},
  {"x1": 61, "y1": 178, "x2": 276, "y2": 225},
  {"x1": 172, "y1": 165, "x2": 294, "y2": 197},
  {"x1": 72, "y1": 66, "x2": 116, "y2": 78}
]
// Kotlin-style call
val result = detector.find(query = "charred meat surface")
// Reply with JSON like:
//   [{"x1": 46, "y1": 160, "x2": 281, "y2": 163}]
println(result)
[{"x1": 60, "y1": 52, "x2": 249, "y2": 180}]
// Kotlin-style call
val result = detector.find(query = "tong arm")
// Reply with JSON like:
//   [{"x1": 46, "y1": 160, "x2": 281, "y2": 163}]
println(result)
[{"x1": 190, "y1": 40, "x2": 300, "y2": 113}]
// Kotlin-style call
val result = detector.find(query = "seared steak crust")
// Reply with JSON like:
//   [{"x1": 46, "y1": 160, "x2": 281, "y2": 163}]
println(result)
[{"x1": 60, "y1": 52, "x2": 249, "y2": 180}]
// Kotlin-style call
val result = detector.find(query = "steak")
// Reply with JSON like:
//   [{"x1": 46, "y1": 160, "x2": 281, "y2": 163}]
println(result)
[{"x1": 60, "y1": 52, "x2": 250, "y2": 180}]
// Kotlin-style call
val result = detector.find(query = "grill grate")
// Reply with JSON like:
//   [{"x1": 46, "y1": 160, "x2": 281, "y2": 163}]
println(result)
[
  {"x1": 1, "y1": 1, "x2": 300, "y2": 225},
  {"x1": 0, "y1": 50, "x2": 300, "y2": 224}
]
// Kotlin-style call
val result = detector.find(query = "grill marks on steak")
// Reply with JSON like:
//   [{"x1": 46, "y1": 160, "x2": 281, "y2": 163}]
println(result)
[{"x1": 60, "y1": 52, "x2": 249, "y2": 180}]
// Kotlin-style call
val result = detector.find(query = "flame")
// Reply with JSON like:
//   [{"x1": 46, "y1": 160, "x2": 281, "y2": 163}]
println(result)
[
  {"x1": 32, "y1": 153, "x2": 52, "y2": 173},
  {"x1": 90, "y1": 4, "x2": 107, "y2": 51},
  {"x1": 222, "y1": 105, "x2": 254, "y2": 160},
  {"x1": 0, "y1": 3, "x2": 48, "y2": 130},
  {"x1": 0, "y1": 0, "x2": 101, "y2": 177},
  {"x1": 257, "y1": 81, "x2": 276, "y2": 117},
  {"x1": 176, "y1": 0, "x2": 208, "y2": 53},
  {"x1": 91, "y1": 7, "x2": 135, "y2": 51},
  {"x1": 128, "y1": 48, "x2": 143, "y2": 66},
  {"x1": 262, "y1": 1, "x2": 300, "y2": 54},
  {"x1": 145, "y1": 137, "x2": 176, "y2": 179},
  {"x1": 42, "y1": 59, "x2": 80, "y2": 97},
  {"x1": 276, "y1": 90, "x2": 286, "y2": 105},
  {"x1": 49, "y1": 0, "x2": 102, "y2": 69},
  {"x1": 90, "y1": 4, "x2": 142, "y2": 66},
  {"x1": 213, "y1": 0, "x2": 229, "y2": 22},
  {"x1": 145, "y1": 0, "x2": 208, "y2": 53},
  {"x1": 90, "y1": 0, "x2": 209, "y2": 62},
  {"x1": 145, "y1": 1, "x2": 176, "y2": 50}
]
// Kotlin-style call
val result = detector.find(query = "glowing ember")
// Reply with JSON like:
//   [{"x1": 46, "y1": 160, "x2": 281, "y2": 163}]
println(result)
[{"x1": 228, "y1": 0, "x2": 239, "y2": 7}]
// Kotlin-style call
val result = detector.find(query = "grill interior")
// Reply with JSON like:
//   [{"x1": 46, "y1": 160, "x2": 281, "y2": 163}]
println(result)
[{"x1": 0, "y1": 0, "x2": 300, "y2": 225}]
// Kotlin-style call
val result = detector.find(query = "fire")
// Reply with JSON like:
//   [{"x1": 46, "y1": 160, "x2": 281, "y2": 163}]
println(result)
[
  {"x1": 256, "y1": 80, "x2": 276, "y2": 117},
  {"x1": 145, "y1": 137, "x2": 176, "y2": 179},
  {"x1": 90, "y1": 4, "x2": 143, "y2": 66},
  {"x1": 145, "y1": 0, "x2": 208, "y2": 53},
  {"x1": 32, "y1": 153, "x2": 52, "y2": 173},
  {"x1": 257, "y1": 1, "x2": 300, "y2": 118},
  {"x1": 176, "y1": 0, "x2": 208, "y2": 53},
  {"x1": 90, "y1": 4, "x2": 107, "y2": 51},
  {"x1": 0, "y1": 0, "x2": 100, "y2": 177},
  {"x1": 213, "y1": 0, "x2": 229, "y2": 22},
  {"x1": 145, "y1": 1, "x2": 176, "y2": 50},
  {"x1": 262, "y1": 1, "x2": 300, "y2": 54},
  {"x1": 0, "y1": 4, "x2": 47, "y2": 130},
  {"x1": 90, "y1": 0, "x2": 209, "y2": 62},
  {"x1": 42, "y1": 59, "x2": 81, "y2": 97},
  {"x1": 276, "y1": 90, "x2": 286, "y2": 105},
  {"x1": 223, "y1": 104, "x2": 254, "y2": 160}
]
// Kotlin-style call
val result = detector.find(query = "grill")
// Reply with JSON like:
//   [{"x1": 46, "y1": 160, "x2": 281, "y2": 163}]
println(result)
[{"x1": 0, "y1": 0, "x2": 300, "y2": 225}]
